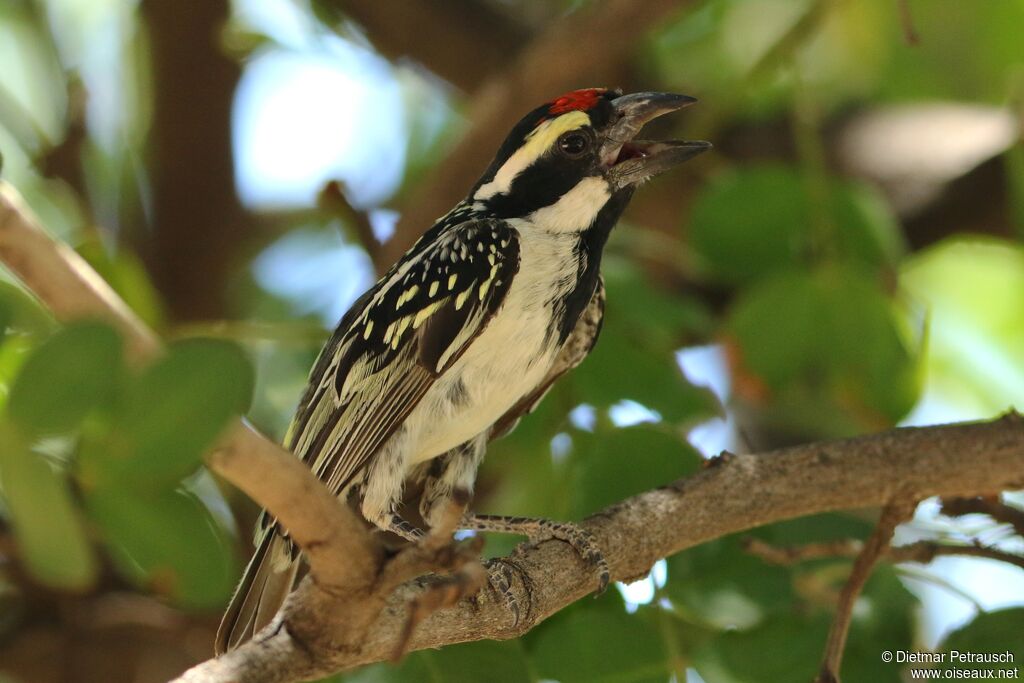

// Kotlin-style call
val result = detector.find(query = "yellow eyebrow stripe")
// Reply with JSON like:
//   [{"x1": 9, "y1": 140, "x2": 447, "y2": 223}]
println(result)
[
  {"x1": 522, "y1": 110, "x2": 591, "y2": 155},
  {"x1": 474, "y1": 110, "x2": 591, "y2": 200}
]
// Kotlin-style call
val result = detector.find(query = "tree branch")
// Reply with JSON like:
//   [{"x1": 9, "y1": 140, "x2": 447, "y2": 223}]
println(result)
[
  {"x1": 318, "y1": 180, "x2": 388, "y2": 274},
  {"x1": 0, "y1": 181, "x2": 378, "y2": 591},
  {"x1": 744, "y1": 537, "x2": 1024, "y2": 572},
  {"x1": 941, "y1": 495, "x2": 1024, "y2": 538},
  {"x1": 174, "y1": 414, "x2": 1024, "y2": 682},
  {"x1": 3, "y1": 181, "x2": 1024, "y2": 682},
  {"x1": 323, "y1": 0, "x2": 531, "y2": 92},
  {"x1": 815, "y1": 498, "x2": 918, "y2": 683}
]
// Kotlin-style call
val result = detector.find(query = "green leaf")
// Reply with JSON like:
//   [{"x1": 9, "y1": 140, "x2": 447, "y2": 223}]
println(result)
[
  {"x1": 567, "y1": 260, "x2": 720, "y2": 425},
  {"x1": 939, "y1": 608, "x2": 1024, "y2": 672},
  {"x1": 96, "y1": 338, "x2": 253, "y2": 487},
  {"x1": 76, "y1": 240, "x2": 165, "y2": 329},
  {"x1": 0, "y1": 334, "x2": 32, "y2": 413},
  {"x1": 727, "y1": 267, "x2": 919, "y2": 435},
  {"x1": 528, "y1": 594, "x2": 669, "y2": 683},
  {"x1": 666, "y1": 535, "x2": 796, "y2": 631},
  {"x1": 690, "y1": 166, "x2": 815, "y2": 285},
  {"x1": 569, "y1": 425, "x2": 701, "y2": 519},
  {"x1": 689, "y1": 166, "x2": 902, "y2": 286},
  {"x1": 85, "y1": 486, "x2": 236, "y2": 609},
  {"x1": 573, "y1": 328, "x2": 717, "y2": 424},
  {"x1": 758, "y1": 512, "x2": 874, "y2": 546},
  {"x1": 345, "y1": 640, "x2": 532, "y2": 683},
  {"x1": 0, "y1": 279, "x2": 54, "y2": 340},
  {"x1": 6, "y1": 321, "x2": 122, "y2": 435},
  {"x1": 900, "y1": 237, "x2": 1024, "y2": 417},
  {"x1": 692, "y1": 612, "x2": 828, "y2": 683},
  {"x1": 0, "y1": 420, "x2": 97, "y2": 590},
  {"x1": 692, "y1": 579, "x2": 913, "y2": 683}
]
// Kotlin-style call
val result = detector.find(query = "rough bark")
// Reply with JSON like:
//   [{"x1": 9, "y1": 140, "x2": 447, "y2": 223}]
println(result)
[{"x1": 176, "y1": 415, "x2": 1024, "y2": 682}]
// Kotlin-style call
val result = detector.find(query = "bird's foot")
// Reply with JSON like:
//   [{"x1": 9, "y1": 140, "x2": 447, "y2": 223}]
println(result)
[
  {"x1": 463, "y1": 514, "x2": 610, "y2": 595},
  {"x1": 481, "y1": 557, "x2": 529, "y2": 627}
]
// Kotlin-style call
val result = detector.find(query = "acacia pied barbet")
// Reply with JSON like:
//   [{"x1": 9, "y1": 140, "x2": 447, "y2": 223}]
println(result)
[{"x1": 217, "y1": 88, "x2": 710, "y2": 653}]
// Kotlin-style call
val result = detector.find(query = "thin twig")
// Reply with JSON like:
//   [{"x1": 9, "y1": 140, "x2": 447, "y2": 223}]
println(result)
[
  {"x1": 321, "y1": 0, "x2": 530, "y2": 93},
  {"x1": 742, "y1": 537, "x2": 864, "y2": 564},
  {"x1": 892, "y1": 540, "x2": 1024, "y2": 572},
  {"x1": 318, "y1": 180, "x2": 387, "y2": 275},
  {"x1": 897, "y1": 0, "x2": 920, "y2": 46},
  {"x1": 941, "y1": 496, "x2": 1024, "y2": 539},
  {"x1": 390, "y1": 563, "x2": 486, "y2": 663},
  {"x1": 0, "y1": 183, "x2": 162, "y2": 364},
  {"x1": 744, "y1": 537, "x2": 1024, "y2": 572},
  {"x1": 815, "y1": 499, "x2": 919, "y2": 683}
]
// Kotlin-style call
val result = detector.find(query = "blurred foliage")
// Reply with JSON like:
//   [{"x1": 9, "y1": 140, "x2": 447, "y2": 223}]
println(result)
[
  {"x1": 1, "y1": 0, "x2": 1024, "y2": 681},
  {"x1": 0, "y1": 288, "x2": 249, "y2": 606}
]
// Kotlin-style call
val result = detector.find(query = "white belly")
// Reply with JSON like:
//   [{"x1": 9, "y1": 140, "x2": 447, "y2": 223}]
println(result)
[{"x1": 404, "y1": 226, "x2": 578, "y2": 462}]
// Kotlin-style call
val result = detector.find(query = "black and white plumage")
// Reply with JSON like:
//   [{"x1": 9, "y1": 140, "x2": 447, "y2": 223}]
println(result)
[{"x1": 216, "y1": 89, "x2": 710, "y2": 653}]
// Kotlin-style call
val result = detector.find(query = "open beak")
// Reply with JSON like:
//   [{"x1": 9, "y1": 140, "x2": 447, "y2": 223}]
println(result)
[{"x1": 601, "y1": 92, "x2": 711, "y2": 189}]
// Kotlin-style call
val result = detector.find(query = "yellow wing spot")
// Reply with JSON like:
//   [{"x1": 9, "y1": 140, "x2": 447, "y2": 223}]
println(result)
[
  {"x1": 455, "y1": 287, "x2": 473, "y2": 310},
  {"x1": 448, "y1": 273, "x2": 458, "y2": 290},
  {"x1": 429, "y1": 281, "x2": 440, "y2": 297},
  {"x1": 478, "y1": 278, "x2": 492, "y2": 301},
  {"x1": 383, "y1": 321, "x2": 397, "y2": 345},
  {"x1": 487, "y1": 254, "x2": 496, "y2": 266},
  {"x1": 363, "y1": 320, "x2": 374, "y2": 340},
  {"x1": 412, "y1": 300, "x2": 444, "y2": 329},
  {"x1": 396, "y1": 284, "x2": 419, "y2": 309},
  {"x1": 391, "y1": 316, "x2": 412, "y2": 349}
]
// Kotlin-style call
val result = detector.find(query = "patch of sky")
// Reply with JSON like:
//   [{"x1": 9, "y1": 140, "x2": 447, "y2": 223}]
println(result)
[
  {"x1": 677, "y1": 345, "x2": 736, "y2": 457},
  {"x1": 252, "y1": 224, "x2": 373, "y2": 326},
  {"x1": 618, "y1": 558, "x2": 667, "y2": 612},
  {"x1": 568, "y1": 403, "x2": 596, "y2": 431},
  {"x1": 609, "y1": 399, "x2": 661, "y2": 427},
  {"x1": 549, "y1": 432, "x2": 573, "y2": 466},
  {"x1": 232, "y1": 43, "x2": 406, "y2": 209}
]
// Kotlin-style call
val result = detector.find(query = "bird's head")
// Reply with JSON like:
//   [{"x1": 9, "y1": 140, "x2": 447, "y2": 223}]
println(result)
[{"x1": 471, "y1": 88, "x2": 710, "y2": 228}]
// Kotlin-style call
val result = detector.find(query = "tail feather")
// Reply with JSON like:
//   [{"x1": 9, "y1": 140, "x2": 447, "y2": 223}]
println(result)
[{"x1": 215, "y1": 531, "x2": 299, "y2": 655}]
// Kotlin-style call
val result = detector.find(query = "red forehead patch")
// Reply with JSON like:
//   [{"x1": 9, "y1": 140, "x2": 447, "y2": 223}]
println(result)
[{"x1": 548, "y1": 88, "x2": 607, "y2": 115}]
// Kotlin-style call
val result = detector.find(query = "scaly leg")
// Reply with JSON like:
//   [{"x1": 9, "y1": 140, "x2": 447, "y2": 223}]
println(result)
[{"x1": 462, "y1": 514, "x2": 610, "y2": 594}]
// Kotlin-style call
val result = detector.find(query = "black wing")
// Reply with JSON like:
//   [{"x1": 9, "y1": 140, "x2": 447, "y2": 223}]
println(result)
[{"x1": 282, "y1": 219, "x2": 521, "y2": 496}]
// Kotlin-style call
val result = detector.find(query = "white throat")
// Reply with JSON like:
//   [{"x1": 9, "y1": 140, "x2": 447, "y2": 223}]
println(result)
[{"x1": 517, "y1": 176, "x2": 611, "y2": 234}]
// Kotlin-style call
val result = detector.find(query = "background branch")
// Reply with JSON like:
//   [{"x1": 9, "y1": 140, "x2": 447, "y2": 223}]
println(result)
[
  {"x1": 941, "y1": 496, "x2": 1024, "y2": 538},
  {"x1": 324, "y1": 0, "x2": 531, "y2": 92},
  {"x1": 383, "y1": 0, "x2": 695, "y2": 263},
  {"x1": 744, "y1": 537, "x2": 1024, "y2": 572},
  {"x1": 815, "y1": 499, "x2": 918, "y2": 683}
]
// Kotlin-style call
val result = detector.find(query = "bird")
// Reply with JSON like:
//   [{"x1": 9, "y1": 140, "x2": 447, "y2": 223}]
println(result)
[{"x1": 216, "y1": 88, "x2": 710, "y2": 653}]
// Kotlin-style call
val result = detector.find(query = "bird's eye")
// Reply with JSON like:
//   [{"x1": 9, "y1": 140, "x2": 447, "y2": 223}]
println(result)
[{"x1": 557, "y1": 132, "x2": 589, "y2": 158}]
